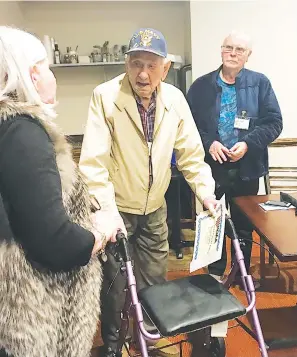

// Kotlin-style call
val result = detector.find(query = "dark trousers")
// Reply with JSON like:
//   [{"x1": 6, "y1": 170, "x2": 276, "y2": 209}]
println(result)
[
  {"x1": 100, "y1": 202, "x2": 169, "y2": 352},
  {"x1": 208, "y1": 169, "x2": 259, "y2": 276},
  {"x1": 0, "y1": 350, "x2": 8, "y2": 357}
]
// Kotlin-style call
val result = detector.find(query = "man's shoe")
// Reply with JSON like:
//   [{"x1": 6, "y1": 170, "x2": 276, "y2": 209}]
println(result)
[{"x1": 148, "y1": 338, "x2": 179, "y2": 357}]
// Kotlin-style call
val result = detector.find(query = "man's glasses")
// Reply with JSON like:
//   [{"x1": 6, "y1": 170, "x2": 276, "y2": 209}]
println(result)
[{"x1": 221, "y1": 45, "x2": 247, "y2": 56}]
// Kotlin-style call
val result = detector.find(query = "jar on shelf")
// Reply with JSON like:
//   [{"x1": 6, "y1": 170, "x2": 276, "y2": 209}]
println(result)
[
  {"x1": 91, "y1": 46, "x2": 102, "y2": 62},
  {"x1": 63, "y1": 47, "x2": 71, "y2": 64},
  {"x1": 69, "y1": 50, "x2": 78, "y2": 64}
]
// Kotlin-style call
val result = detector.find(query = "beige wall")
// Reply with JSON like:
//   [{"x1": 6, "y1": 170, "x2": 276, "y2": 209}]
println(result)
[
  {"x1": 183, "y1": 1, "x2": 192, "y2": 66},
  {"x1": 0, "y1": 1, "x2": 24, "y2": 27},
  {"x1": 20, "y1": 1, "x2": 190, "y2": 134},
  {"x1": 190, "y1": 0, "x2": 297, "y2": 139}
]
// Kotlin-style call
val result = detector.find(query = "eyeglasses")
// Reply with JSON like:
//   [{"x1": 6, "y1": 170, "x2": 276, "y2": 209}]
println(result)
[{"x1": 221, "y1": 45, "x2": 247, "y2": 56}]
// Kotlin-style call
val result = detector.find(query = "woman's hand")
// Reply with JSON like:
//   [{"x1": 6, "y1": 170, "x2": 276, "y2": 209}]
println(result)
[
  {"x1": 92, "y1": 209, "x2": 127, "y2": 244},
  {"x1": 91, "y1": 230, "x2": 105, "y2": 256}
]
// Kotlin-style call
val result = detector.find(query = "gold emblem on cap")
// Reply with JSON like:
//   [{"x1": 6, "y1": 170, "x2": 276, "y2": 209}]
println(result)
[{"x1": 132, "y1": 29, "x2": 160, "y2": 48}]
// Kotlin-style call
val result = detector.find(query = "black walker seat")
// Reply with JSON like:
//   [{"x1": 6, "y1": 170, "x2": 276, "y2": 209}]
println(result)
[{"x1": 138, "y1": 274, "x2": 246, "y2": 337}]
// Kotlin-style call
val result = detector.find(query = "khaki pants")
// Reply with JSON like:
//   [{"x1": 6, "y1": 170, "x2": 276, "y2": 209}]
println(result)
[{"x1": 100, "y1": 202, "x2": 169, "y2": 351}]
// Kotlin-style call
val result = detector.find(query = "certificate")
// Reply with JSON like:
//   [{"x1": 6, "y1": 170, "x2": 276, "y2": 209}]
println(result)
[{"x1": 190, "y1": 195, "x2": 226, "y2": 273}]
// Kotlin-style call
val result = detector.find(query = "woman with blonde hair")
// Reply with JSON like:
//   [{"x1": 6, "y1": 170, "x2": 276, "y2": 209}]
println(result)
[{"x1": 0, "y1": 26, "x2": 116, "y2": 357}]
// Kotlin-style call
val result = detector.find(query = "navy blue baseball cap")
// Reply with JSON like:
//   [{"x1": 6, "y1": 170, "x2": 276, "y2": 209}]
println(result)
[{"x1": 126, "y1": 28, "x2": 167, "y2": 58}]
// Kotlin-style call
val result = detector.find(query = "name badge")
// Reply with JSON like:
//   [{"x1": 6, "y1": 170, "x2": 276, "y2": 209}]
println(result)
[{"x1": 234, "y1": 117, "x2": 250, "y2": 130}]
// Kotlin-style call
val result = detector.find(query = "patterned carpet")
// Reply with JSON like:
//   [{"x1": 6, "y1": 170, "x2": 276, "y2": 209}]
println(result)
[{"x1": 92, "y1": 229, "x2": 297, "y2": 357}]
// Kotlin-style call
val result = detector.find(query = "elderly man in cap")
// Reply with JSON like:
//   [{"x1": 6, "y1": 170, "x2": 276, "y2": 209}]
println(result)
[{"x1": 79, "y1": 28, "x2": 217, "y2": 357}]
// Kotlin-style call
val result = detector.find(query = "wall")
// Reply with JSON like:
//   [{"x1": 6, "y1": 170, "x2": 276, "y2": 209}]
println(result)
[
  {"x1": 0, "y1": 1, "x2": 24, "y2": 27},
  {"x1": 190, "y1": 0, "x2": 297, "y2": 139},
  {"x1": 21, "y1": 1, "x2": 190, "y2": 134},
  {"x1": 184, "y1": 1, "x2": 192, "y2": 66}
]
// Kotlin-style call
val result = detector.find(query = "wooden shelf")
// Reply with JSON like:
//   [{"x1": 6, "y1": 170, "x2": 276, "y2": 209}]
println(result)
[
  {"x1": 50, "y1": 61, "x2": 125, "y2": 68},
  {"x1": 270, "y1": 138, "x2": 297, "y2": 147}
]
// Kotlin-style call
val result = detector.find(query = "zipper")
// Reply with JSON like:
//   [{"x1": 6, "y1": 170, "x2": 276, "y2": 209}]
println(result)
[
  {"x1": 143, "y1": 142, "x2": 153, "y2": 215},
  {"x1": 148, "y1": 142, "x2": 153, "y2": 189}
]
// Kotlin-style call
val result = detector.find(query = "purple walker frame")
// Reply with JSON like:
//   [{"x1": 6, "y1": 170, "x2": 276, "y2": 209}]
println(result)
[{"x1": 115, "y1": 218, "x2": 268, "y2": 357}]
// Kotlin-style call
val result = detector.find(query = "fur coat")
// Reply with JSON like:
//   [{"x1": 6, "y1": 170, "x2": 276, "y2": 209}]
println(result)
[{"x1": 0, "y1": 100, "x2": 102, "y2": 357}]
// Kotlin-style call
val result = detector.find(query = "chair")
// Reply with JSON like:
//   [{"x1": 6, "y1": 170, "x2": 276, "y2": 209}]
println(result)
[
  {"x1": 167, "y1": 167, "x2": 195, "y2": 259},
  {"x1": 264, "y1": 167, "x2": 297, "y2": 194},
  {"x1": 266, "y1": 137, "x2": 297, "y2": 193}
]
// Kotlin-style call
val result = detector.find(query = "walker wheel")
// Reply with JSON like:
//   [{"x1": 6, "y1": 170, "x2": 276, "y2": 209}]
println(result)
[{"x1": 210, "y1": 337, "x2": 226, "y2": 357}]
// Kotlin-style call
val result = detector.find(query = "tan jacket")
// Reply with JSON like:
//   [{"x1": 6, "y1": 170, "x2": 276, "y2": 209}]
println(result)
[{"x1": 79, "y1": 73, "x2": 215, "y2": 215}]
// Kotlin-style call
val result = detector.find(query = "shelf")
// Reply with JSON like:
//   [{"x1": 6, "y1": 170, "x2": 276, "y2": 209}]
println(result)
[{"x1": 50, "y1": 61, "x2": 125, "y2": 68}]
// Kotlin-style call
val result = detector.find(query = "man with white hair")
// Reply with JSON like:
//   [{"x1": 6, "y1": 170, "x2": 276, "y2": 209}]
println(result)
[
  {"x1": 187, "y1": 31, "x2": 282, "y2": 288},
  {"x1": 79, "y1": 28, "x2": 218, "y2": 357}
]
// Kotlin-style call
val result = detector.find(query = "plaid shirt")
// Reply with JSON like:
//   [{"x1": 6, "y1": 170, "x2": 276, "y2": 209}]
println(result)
[{"x1": 135, "y1": 91, "x2": 156, "y2": 143}]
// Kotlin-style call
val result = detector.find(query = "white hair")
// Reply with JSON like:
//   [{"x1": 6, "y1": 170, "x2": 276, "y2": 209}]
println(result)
[
  {"x1": 0, "y1": 26, "x2": 55, "y2": 116},
  {"x1": 224, "y1": 30, "x2": 253, "y2": 50},
  {"x1": 164, "y1": 57, "x2": 171, "y2": 65}
]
